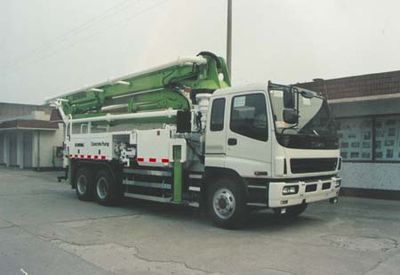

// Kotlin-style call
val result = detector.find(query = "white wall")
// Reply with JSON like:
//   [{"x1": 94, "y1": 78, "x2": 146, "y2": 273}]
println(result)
[
  {"x1": 36, "y1": 124, "x2": 64, "y2": 168},
  {"x1": 332, "y1": 98, "x2": 400, "y2": 191},
  {"x1": 341, "y1": 162, "x2": 400, "y2": 191}
]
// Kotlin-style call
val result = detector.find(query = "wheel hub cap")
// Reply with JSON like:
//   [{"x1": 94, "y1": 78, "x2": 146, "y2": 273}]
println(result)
[
  {"x1": 77, "y1": 175, "x2": 87, "y2": 194},
  {"x1": 96, "y1": 177, "x2": 108, "y2": 200},
  {"x1": 213, "y1": 188, "x2": 236, "y2": 220}
]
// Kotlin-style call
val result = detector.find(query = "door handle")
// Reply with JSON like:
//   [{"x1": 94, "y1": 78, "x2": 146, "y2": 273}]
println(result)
[
  {"x1": 254, "y1": 171, "x2": 268, "y2": 176},
  {"x1": 227, "y1": 138, "x2": 237, "y2": 146}
]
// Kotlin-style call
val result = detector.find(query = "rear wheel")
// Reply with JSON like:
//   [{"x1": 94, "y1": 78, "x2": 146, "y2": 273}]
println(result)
[
  {"x1": 75, "y1": 167, "x2": 94, "y2": 201},
  {"x1": 94, "y1": 169, "x2": 121, "y2": 205},
  {"x1": 208, "y1": 178, "x2": 246, "y2": 229}
]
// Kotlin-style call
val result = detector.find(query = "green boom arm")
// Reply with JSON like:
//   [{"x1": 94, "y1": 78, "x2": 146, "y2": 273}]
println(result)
[{"x1": 58, "y1": 52, "x2": 230, "y2": 118}]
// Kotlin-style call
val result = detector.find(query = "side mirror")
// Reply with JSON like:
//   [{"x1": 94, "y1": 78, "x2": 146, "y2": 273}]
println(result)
[
  {"x1": 283, "y1": 89, "x2": 295, "y2": 108},
  {"x1": 283, "y1": 108, "x2": 299, "y2": 124},
  {"x1": 299, "y1": 89, "x2": 316, "y2": 99}
]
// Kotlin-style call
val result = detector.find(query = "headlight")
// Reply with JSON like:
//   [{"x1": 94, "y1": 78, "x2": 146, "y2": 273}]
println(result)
[
  {"x1": 282, "y1": 185, "x2": 298, "y2": 195},
  {"x1": 335, "y1": 180, "x2": 341, "y2": 188}
]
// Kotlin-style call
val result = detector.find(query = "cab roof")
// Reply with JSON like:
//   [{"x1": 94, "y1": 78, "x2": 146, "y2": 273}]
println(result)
[{"x1": 212, "y1": 83, "x2": 269, "y2": 97}]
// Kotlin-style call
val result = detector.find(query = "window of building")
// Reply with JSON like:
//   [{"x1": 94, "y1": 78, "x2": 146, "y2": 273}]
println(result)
[
  {"x1": 337, "y1": 118, "x2": 373, "y2": 161},
  {"x1": 337, "y1": 115, "x2": 400, "y2": 162},
  {"x1": 210, "y1": 98, "x2": 225, "y2": 131},
  {"x1": 374, "y1": 116, "x2": 400, "y2": 161},
  {"x1": 230, "y1": 93, "x2": 268, "y2": 141}
]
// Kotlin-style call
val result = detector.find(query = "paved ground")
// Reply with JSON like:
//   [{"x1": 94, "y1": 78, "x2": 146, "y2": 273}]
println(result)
[{"x1": 0, "y1": 167, "x2": 399, "y2": 275}]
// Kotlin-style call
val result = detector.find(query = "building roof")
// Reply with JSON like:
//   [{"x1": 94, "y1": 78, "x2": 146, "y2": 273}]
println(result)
[
  {"x1": 0, "y1": 119, "x2": 59, "y2": 131},
  {"x1": 49, "y1": 109, "x2": 63, "y2": 122},
  {"x1": 297, "y1": 70, "x2": 400, "y2": 102}
]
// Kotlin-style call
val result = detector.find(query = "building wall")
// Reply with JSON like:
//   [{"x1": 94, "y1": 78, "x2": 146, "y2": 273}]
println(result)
[
  {"x1": 331, "y1": 98, "x2": 400, "y2": 117},
  {"x1": 341, "y1": 162, "x2": 400, "y2": 191},
  {"x1": 0, "y1": 134, "x2": 3, "y2": 164},
  {"x1": 332, "y1": 97, "x2": 400, "y2": 191},
  {"x1": 0, "y1": 103, "x2": 49, "y2": 121},
  {"x1": 0, "y1": 128, "x2": 63, "y2": 169},
  {"x1": 3, "y1": 134, "x2": 9, "y2": 166},
  {"x1": 9, "y1": 132, "x2": 18, "y2": 166},
  {"x1": 1, "y1": 131, "x2": 23, "y2": 167},
  {"x1": 23, "y1": 132, "x2": 33, "y2": 168},
  {"x1": 31, "y1": 124, "x2": 64, "y2": 168}
]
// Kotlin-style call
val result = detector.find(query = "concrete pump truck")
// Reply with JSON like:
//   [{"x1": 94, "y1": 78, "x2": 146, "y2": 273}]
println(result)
[{"x1": 50, "y1": 51, "x2": 341, "y2": 228}]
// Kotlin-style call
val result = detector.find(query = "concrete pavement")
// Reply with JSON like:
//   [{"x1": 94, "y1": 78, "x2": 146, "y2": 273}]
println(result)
[{"x1": 0, "y1": 167, "x2": 399, "y2": 274}]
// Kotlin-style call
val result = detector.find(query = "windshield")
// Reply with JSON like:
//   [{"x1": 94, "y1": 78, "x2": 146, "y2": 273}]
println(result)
[{"x1": 269, "y1": 84, "x2": 338, "y2": 149}]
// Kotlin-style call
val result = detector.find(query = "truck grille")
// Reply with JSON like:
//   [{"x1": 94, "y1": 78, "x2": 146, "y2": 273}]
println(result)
[{"x1": 290, "y1": 158, "x2": 338, "y2": 174}]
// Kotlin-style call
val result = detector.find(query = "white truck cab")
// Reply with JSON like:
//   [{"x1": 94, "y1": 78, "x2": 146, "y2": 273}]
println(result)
[{"x1": 203, "y1": 83, "x2": 341, "y2": 226}]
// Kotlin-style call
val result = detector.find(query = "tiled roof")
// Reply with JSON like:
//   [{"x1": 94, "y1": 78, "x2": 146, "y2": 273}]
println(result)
[
  {"x1": 297, "y1": 70, "x2": 400, "y2": 100},
  {"x1": 0, "y1": 119, "x2": 59, "y2": 130}
]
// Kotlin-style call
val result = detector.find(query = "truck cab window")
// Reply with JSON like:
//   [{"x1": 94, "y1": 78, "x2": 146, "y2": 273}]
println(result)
[
  {"x1": 210, "y1": 98, "x2": 226, "y2": 131},
  {"x1": 230, "y1": 93, "x2": 268, "y2": 141}
]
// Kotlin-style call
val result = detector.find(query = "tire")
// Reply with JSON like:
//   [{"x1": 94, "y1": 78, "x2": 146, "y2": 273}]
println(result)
[
  {"x1": 75, "y1": 167, "x2": 94, "y2": 201},
  {"x1": 207, "y1": 177, "x2": 246, "y2": 229},
  {"x1": 274, "y1": 203, "x2": 307, "y2": 218},
  {"x1": 94, "y1": 169, "x2": 121, "y2": 206}
]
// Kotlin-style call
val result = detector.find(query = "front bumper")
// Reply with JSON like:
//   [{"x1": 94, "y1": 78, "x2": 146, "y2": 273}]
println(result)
[{"x1": 268, "y1": 176, "x2": 341, "y2": 208}]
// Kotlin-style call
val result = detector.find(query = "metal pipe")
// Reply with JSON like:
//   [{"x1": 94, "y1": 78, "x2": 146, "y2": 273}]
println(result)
[
  {"x1": 112, "y1": 87, "x2": 164, "y2": 100},
  {"x1": 46, "y1": 56, "x2": 207, "y2": 102},
  {"x1": 71, "y1": 109, "x2": 178, "y2": 123},
  {"x1": 101, "y1": 104, "x2": 129, "y2": 112},
  {"x1": 173, "y1": 145, "x2": 182, "y2": 203}
]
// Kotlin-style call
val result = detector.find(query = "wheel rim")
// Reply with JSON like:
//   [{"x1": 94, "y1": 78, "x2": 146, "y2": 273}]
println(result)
[
  {"x1": 213, "y1": 188, "x2": 236, "y2": 220},
  {"x1": 96, "y1": 177, "x2": 109, "y2": 200},
  {"x1": 77, "y1": 175, "x2": 87, "y2": 195}
]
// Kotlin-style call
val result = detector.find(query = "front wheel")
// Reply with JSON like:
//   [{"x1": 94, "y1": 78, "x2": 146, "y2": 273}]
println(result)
[{"x1": 208, "y1": 178, "x2": 246, "y2": 229}]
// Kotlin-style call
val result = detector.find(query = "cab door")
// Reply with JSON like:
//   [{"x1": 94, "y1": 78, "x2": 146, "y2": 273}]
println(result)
[
  {"x1": 224, "y1": 91, "x2": 272, "y2": 178},
  {"x1": 205, "y1": 97, "x2": 227, "y2": 167}
]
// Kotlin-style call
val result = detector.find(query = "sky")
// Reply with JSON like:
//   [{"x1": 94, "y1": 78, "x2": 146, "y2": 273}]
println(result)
[{"x1": 1, "y1": 0, "x2": 400, "y2": 104}]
